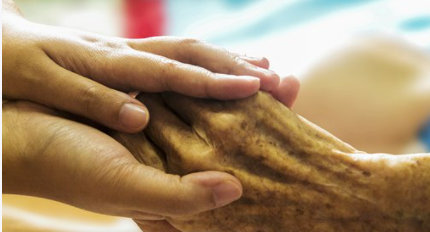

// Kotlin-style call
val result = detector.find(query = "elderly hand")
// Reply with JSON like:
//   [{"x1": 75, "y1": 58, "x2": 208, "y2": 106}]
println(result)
[
  {"x1": 3, "y1": 101, "x2": 243, "y2": 230},
  {"x1": 3, "y1": 0, "x2": 283, "y2": 133},
  {"x1": 2, "y1": 2, "x2": 300, "y2": 231},
  {"x1": 2, "y1": 75, "x2": 299, "y2": 232}
]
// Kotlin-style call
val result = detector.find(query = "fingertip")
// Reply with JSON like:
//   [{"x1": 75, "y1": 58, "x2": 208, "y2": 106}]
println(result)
[
  {"x1": 184, "y1": 171, "x2": 243, "y2": 208},
  {"x1": 210, "y1": 74, "x2": 260, "y2": 99},
  {"x1": 239, "y1": 75, "x2": 261, "y2": 85},
  {"x1": 247, "y1": 66, "x2": 280, "y2": 92},
  {"x1": 241, "y1": 55, "x2": 270, "y2": 69},
  {"x1": 283, "y1": 75, "x2": 301, "y2": 96},
  {"x1": 237, "y1": 75, "x2": 261, "y2": 97},
  {"x1": 212, "y1": 180, "x2": 243, "y2": 207},
  {"x1": 118, "y1": 102, "x2": 149, "y2": 132},
  {"x1": 273, "y1": 75, "x2": 300, "y2": 108},
  {"x1": 258, "y1": 56, "x2": 270, "y2": 69},
  {"x1": 260, "y1": 69, "x2": 280, "y2": 91},
  {"x1": 130, "y1": 170, "x2": 243, "y2": 217},
  {"x1": 239, "y1": 60, "x2": 280, "y2": 92}
]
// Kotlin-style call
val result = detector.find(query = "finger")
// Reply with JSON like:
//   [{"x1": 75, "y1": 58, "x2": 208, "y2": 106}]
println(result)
[
  {"x1": 18, "y1": 57, "x2": 149, "y2": 132},
  {"x1": 112, "y1": 131, "x2": 166, "y2": 170},
  {"x1": 126, "y1": 37, "x2": 279, "y2": 91},
  {"x1": 238, "y1": 55, "x2": 270, "y2": 69},
  {"x1": 271, "y1": 75, "x2": 300, "y2": 108},
  {"x1": 4, "y1": 101, "x2": 238, "y2": 222},
  {"x1": 102, "y1": 50, "x2": 261, "y2": 99},
  {"x1": 134, "y1": 219, "x2": 180, "y2": 232},
  {"x1": 116, "y1": 166, "x2": 242, "y2": 217},
  {"x1": 118, "y1": 94, "x2": 243, "y2": 216}
]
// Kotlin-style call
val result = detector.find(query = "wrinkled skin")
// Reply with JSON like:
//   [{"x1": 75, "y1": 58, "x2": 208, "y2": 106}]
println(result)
[{"x1": 115, "y1": 91, "x2": 430, "y2": 232}]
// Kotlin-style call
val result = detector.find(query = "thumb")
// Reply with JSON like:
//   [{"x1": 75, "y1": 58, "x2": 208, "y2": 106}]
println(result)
[{"x1": 121, "y1": 166, "x2": 243, "y2": 217}]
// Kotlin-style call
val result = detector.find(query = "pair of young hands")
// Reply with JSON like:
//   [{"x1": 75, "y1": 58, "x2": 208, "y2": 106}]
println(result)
[{"x1": 2, "y1": 1, "x2": 299, "y2": 231}]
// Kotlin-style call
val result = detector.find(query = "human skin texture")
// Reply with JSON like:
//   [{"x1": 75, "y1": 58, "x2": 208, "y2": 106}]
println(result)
[
  {"x1": 115, "y1": 91, "x2": 430, "y2": 232},
  {"x1": 2, "y1": 101, "x2": 241, "y2": 232},
  {"x1": 3, "y1": 0, "x2": 281, "y2": 133}
]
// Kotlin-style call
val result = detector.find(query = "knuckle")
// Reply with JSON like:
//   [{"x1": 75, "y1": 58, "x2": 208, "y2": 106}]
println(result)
[
  {"x1": 158, "y1": 59, "x2": 185, "y2": 91},
  {"x1": 202, "y1": 68, "x2": 216, "y2": 79},
  {"x1": 124, "y1": 38, "x2": 145, "y2": 49},
  {"x1": 219, "y1": 55, "x2": 248, "y2": 75},
  {"x1": 219, "y1": 63, "x2": 235, "y2": 75},
  {"x1": 162, "y1": 59, "x2": 180, "y2": 72},
  {"x1": 104, "y1": 39, "x2": 127, "y2": 50},
  {"x1": 80, "y1": 84, "x2": 103, "y2": 113},
  {"x1": 233, "y1": 55, "x2": 249, "y2": 67},
  {"x1": 81, "y1": 34, "x2": 127, "y2": 50},
  {"x1": 179, "y1": 38, "x2": 200, "y2": 47},
  {"x1": 203, "y1": 71, "x2": 218, "y2": 98},
  {"x1": 176, "y1": 38, "x2": 201, "y2": 63}
]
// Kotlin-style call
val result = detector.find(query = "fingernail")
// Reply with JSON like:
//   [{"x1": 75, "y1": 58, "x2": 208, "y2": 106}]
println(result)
[
  {"x1": 128, "y1": 91, "x2": 140, "y2": 98},
  {"x1": 241, "y1": 55, "x2": 264, "y2": 61},
  {"x1": 119, "y1": 103, "x2": 147, "y2": 129},
  {"x1": 212, "y1": 180, "x2": 242, "y2": 207},
  {"x1": 236, "y1": 75, "x2": 260, "y2": 82},
  {"x1": 255, "y1": 66, "x2": 277, "y2": 77}
]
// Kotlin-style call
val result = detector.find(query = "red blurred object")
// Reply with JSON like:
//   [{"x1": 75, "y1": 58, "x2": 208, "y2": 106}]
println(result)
[{"x1": 124, "y1": 0, "x2": 165, "y2": 38}]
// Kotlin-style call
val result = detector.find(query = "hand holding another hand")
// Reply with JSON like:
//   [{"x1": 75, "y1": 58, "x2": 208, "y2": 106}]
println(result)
[
  {"x1": 3, "y1": 74, "x2": 298, "y2": 232},
  {"x1": 3, "y1": 5, "x2": 297, "y2": 133},
  {"x1": 2, "y1": 1, "x2": 299, "y2": 231},
  {"x1": 2, "y1": 101, "x2": 241, "y2": 231}
]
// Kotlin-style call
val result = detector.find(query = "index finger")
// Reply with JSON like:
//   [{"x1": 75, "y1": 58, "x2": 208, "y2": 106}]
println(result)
[
  {"x1": 106, "y1": 50, "x2": 261, "y2": 99},
  {"x1": 127, "y1": 37, "x2": 280, "y2": 91}
]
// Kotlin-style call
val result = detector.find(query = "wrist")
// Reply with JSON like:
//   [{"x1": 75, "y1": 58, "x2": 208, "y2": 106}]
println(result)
[{"x1": 349, "y1": 153, "x2": 430, "y2": 215}]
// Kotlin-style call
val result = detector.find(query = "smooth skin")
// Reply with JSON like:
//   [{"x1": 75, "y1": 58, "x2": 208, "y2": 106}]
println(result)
[
  {"x1": 2, "y1": 0, "x2": 300, "y2": 231},
  {"x1": 2, "y1": 0, "x2": 293, "y2": 133}
]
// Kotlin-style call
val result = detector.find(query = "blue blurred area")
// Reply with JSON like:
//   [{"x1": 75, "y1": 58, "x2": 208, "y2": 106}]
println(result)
[
  {"x1": 401, "y1": 15, "x2": 430, "y2": 31},
  {"x1": 208, "y1": 0, "x2": 376, "y2": 44},
  {"x1": 420, "y1": 119, "x2": 430, "y2": 151},
  {"x1": 167, "y1": 0, "x2": 430, "y2": 50}
]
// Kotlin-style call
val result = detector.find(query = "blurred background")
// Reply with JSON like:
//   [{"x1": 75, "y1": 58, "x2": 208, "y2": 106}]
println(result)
[
  {"x1": 4, "y1": 0, "x2": 430, "y2": 231},
  {"x1": 13, "y1": 0, "x2": 430, "y2": 74}
]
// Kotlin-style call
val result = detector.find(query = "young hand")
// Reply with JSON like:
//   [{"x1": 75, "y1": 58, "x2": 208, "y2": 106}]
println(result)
[{"x1": 3, "y1": 2, "x2": 280, "y2": 133}]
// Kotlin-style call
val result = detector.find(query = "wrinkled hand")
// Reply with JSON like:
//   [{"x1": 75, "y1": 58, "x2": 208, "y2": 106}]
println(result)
[
  {"x1": 2, "y1": 2, "x2": 300, "y2": 231},
  {"x1": 2, "y1": 3, "x2": 288, "y2": 133},
  {"x1": 131, "y1": 76, "x2": 299, "y2": 232},
  {"x1": 2, "y1": 101, "x2": 243, "y2": 231},
  {"x1": 2, "y1": 75, "x2": 299, "y2": 232}
]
